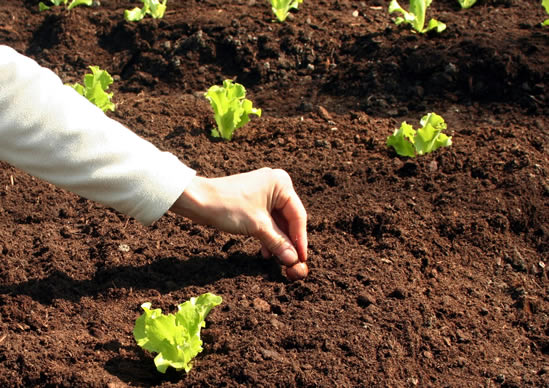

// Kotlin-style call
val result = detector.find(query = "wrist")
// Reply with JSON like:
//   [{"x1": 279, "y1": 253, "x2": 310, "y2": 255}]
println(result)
[{"x1": 170, "y1": 176, "x2": 218, "y2": 224}]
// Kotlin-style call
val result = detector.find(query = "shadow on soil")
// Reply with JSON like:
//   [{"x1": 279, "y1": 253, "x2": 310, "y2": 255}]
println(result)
[
  {"x1": 105, "y1": 351, "x2": 189, "y2": 387},
  {"x1": 0, "y1": 252, "x2": 284, "y2": 304},
  {"x1": 321, "y1": 29, "x2": 548, "y2": 117}
]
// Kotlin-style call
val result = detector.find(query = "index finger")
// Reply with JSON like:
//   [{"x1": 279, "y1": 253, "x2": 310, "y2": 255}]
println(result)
[{"x1": 279, "y1": 189, "x2": 308, "y2": 262}]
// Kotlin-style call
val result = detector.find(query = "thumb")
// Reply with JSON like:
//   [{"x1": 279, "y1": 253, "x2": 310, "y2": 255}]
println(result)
[{"x1": 255, "y1": 218, "x2": 299, "y2": 267}]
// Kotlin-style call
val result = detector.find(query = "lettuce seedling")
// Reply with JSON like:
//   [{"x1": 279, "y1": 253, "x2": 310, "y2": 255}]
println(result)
[
  {"x1": 270, "y1": 0, "x2": 304, "y2": 22},
  {"x1": 133, "y1": 293, "x2": 222, "y2": 373},
  {"x1": 125, "y1": 0, "x2": 167, "y2": 22},
  {"x1": 387, "y1": 113, "x2": 452, "y2": 157},
  {"x1": 388, "y1": 0, "x2": 446, "y2": 33},
  {"x1": 69, "y1": 66, "x2": 115, "y2": 113},
  {"x1": 204, "y1": 79, "x2": 262, "y2": 140},
  {"x1": 543, "y1": 0, "x2": 549, "y2": 26},
  {"x1": 38, "y1": 0, "x2": 92, "y2": 11},
  {"x1": 457, "y1": 0, "x2": 477, "y2": 8}
]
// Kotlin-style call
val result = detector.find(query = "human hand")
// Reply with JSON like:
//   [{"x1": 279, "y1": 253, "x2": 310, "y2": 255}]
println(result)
[{"x1": 169, "y1": 168, "x2": 308, "y2": 280}]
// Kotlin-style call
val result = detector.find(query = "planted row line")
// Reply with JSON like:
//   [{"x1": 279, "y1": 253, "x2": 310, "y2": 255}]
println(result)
[{"x1": 38, "y1": 0, "x2": 549, "y2": 28}]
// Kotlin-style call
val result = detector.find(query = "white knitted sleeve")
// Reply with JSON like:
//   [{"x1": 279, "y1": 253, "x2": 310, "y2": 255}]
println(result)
[{"x1": 0, "y1": 45, "x2": 196, "y2": 225}]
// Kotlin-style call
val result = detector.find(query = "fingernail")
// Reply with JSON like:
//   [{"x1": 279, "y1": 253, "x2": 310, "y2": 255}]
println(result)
[{"x1": 278, "y1": 248, "x2": 298, "y2": 266}]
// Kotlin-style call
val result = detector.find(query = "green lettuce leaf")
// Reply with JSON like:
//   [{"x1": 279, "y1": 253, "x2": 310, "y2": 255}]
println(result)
[
  {"x1": 204, "y1": 79, "x2": 261, "y2": 140},
  {"x1": 124, "y1": 7, "x2": 146, "y2": 22},
  {"x1": 386, "y1": 122, "x2": 417, "y2": 158},
  {"x1": 39, "y1": 0, "x2": 91, "y2": 11},
  {"x1": 69, "y1": 66, "x2": 115, "y2": 112},
  {"x1": 388, "y1": 0, "x2": 446, "y2": 33},
  {"x1": 387, "y1": 113, "x2": 452, "y2": 157},
  {"x1": 67, "y1": 0, "x2": 92, "y2": 9},
  {"x1": 133, "y1": 293, "x2": 222, "y2": 373},
  {"x1": 414, "y1": 113, "x2": 452, "y2": 155},
  {"x1": 125, "y1": 0, "x2": 167, "y2": 22},
  {"x1": 457, "y1": 0, "x2": 477, "y2": 9},
  {"x1": 270, "y1": 0, "x2": 304, "y2": 22}
]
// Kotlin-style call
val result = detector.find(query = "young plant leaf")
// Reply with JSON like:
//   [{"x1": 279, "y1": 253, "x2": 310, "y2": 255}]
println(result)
[
  {"x1": 125, "y1": 0, "x2": 167, "y2": 22},
  {"x1": 67, "y1": 0, "x2": 93, "y2": 9},
  {"x1": 270, "y1": 0, "x2": 304, "y2": 22},
  {"x1": 133, "y1": 293, "x2": 222, "y2": 373},
  {"x1": 386, "y1": 122, "x2": 417, "y2": 158},
  {"x1": 39, "y1": 0, "x2": 92, "y2": 11},
  {"x1": 204, "y1": 79, "x2": 262, "y2": 140},
  {"x1": 69, "y1": 66, "x2": 115, "y2": 113},
  {"x1": 414, "y1": 113, "x2": 451, "y2": 155},
  {"x1": 457, "y1": 0, "x2": 477, "y2": 9},
  {"x1": 388, "y1": 0, "x2": 446, "y2": 33},
  {"x1": 543, "y1": 0, "x2": 549, "y2": 26},
  {"x1": 387, "y1": 113, "x2": 452, "y2": 157}
]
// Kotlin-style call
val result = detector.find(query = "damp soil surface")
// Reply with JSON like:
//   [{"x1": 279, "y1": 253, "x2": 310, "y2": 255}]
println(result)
[{"x1": 1, "y1": 0, "x2": 548, "y2": 386}]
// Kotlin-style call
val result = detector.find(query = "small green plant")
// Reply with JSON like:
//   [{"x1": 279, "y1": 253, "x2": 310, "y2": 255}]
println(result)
[
  {"x1": 457, "y1": 0, "x2": 477, "y2": 8},
  {"x1": 387, "y1": 113, "x2": 452, "y2": 157},
  {"x1": 69, "y1": 66, "x2": 115, "y2": 113},
  {"x1": 125, "y1": 0, "x2": 167, "y2": 22},
  {"x1": 204, "y1": 79, "x2": 262, "y2": 140},
  {"x1": 38, "y1": 0, "x2": 92, "y2": 11},
  {"x1": 133, "y1": 293, "x2": 222, "y2": 373},
  {"x1": 543, "y1": 0, "x2": 549, "y2": 26},
  {"x1": 270, "y1": 0, "x2": 304, "y2": 22},
  {"x1": 388, "y1": 0, "x2": 446, "y2": 33}
]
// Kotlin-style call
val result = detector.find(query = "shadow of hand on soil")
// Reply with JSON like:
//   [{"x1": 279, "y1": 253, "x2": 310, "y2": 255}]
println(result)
[{"x1": 0, "y1": 252, "x2": 284, "y2": 305}]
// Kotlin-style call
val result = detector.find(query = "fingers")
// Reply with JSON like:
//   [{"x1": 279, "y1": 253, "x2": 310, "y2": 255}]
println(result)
[
  {"x1": 260, "y1": 245, "x2": 271, "y2": 259},
  {"x1": 279, "y1": 193, "x2": 308, "y2": 262},
  {"x1": 271, "y1": 170, "x2": 308, "y2": 262},
  {"x1": 256, "y1": 169, "x2": 308, "y2": 273},
  {"x1": 255, "y1": 216, "x2": 300, "y2": 267},
  {"x1": 260, "y1": 223, "x2": 299, "y2": 267}
]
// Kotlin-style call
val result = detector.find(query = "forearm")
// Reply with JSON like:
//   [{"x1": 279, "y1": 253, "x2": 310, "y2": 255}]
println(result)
[{"x1": 0, "y1": 46, "x2": 195, "y2": 225}]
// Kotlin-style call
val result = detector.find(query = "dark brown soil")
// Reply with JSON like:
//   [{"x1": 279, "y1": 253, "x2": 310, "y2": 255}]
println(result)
[{"x1": 1, "y1": 0, "x2": 548, "y2": 386}]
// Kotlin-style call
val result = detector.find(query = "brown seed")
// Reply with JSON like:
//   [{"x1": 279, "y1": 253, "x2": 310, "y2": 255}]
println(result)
[{"x1": 286, "y1": 262, "x2": 309, "y2": 281}]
